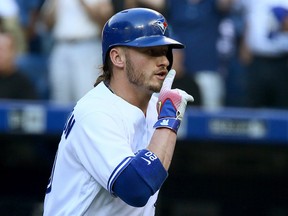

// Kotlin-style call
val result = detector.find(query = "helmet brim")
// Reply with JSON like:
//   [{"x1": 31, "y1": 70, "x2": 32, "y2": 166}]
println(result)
[{"x1": 117, "y1": 35, "x2": 184, "y2": 49}]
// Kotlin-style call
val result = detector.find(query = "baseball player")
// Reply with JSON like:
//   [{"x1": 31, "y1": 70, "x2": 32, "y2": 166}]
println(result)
[{"x1": 43, "y1": 8, "x2": 193, "y2": 216}]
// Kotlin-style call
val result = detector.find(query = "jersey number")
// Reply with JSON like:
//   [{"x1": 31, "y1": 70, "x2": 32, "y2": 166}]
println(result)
[{"x1": 144, "y1": 151, "x2": 158, "y2": 162}]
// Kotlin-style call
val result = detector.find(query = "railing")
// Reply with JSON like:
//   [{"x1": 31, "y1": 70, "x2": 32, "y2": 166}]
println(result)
[{"x1": 1, "y1": 100, "x2": 288, "y2": 144}]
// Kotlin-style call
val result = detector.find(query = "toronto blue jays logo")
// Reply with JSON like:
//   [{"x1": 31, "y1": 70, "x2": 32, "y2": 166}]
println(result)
[{"x1": 153, "y1": 18, "x2": 168, "y2": 34}]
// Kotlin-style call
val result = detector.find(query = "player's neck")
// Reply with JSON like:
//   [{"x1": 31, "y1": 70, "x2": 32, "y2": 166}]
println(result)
[{"x1": 109, "y1": 79, "x2": 151, "y2": 114}]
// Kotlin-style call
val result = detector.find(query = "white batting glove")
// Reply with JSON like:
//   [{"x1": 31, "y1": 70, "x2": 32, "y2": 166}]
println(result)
[{"x1": 154, "y1": 69, "x2": 194, "y2": 133}]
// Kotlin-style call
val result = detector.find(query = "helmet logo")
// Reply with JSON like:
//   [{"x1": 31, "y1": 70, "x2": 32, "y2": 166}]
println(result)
[{"x1": 153, "y1": 18, "x2": 168, "y2": 34}]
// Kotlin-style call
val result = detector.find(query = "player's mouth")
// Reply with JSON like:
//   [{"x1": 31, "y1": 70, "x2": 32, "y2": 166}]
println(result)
[{"x1": 155, "y1": 70, "x2": 167, "y2": 80}]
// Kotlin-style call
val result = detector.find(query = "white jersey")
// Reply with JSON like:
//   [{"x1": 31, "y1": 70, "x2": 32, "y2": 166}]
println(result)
[{"x1": 44, "y1": 82, "x2": 159, "y2": 216}]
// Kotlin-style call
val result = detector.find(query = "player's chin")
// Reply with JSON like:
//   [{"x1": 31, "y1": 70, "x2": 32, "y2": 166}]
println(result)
[{"x1": 148, "y1": 82, "x2": 162, "y2": 93}]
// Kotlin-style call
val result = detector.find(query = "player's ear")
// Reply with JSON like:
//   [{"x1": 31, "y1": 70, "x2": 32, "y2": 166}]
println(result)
[{"x1": 110, "y1": 47, "x2": 125, "y2": 68}]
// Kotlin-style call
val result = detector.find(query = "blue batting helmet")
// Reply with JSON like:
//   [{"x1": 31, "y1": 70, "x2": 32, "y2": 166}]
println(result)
[{"x1": 101, "y1": 8, "x2": 184, "y2": 70}]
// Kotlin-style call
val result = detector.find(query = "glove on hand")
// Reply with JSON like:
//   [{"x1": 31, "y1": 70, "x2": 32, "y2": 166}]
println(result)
[{"x1": 153, "y1": 69, "x2": 194, "y2": 133}]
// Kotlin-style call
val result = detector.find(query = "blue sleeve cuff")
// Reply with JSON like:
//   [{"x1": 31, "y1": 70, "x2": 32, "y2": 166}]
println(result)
[{"x1": 153, "y1": 117, "x2": 181, "y2": 133}]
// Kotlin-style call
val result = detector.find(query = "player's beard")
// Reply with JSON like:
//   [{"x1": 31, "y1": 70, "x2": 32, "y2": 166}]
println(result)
[{"x1": 125, "y1": 54, "x2": 162, "y2": 93}]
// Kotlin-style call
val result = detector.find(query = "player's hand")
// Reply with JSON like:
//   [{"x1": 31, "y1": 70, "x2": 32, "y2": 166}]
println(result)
[{"x1": 154, "y1": 69, "x2": 194, "y2": 133}]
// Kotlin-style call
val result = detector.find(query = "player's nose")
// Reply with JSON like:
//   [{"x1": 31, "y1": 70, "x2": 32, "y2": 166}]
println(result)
[{"x1": 157, "y1": 55, "x2": 170, "y2": 69}]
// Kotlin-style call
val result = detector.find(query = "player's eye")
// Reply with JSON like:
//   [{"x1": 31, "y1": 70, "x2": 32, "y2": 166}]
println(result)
[{"x1": 145, "y1": 48, "x2": 168, "y2": 57}]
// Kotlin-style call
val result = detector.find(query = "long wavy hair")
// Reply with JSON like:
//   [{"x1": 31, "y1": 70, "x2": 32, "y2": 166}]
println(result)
[{"x1": 94, "y1": 58, "x2": 112, "y2": 87}]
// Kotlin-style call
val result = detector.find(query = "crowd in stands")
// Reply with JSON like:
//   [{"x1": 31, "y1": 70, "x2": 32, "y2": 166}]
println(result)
[{"x1": 0, "y1": 0, "x2": 288, "y2": 110}]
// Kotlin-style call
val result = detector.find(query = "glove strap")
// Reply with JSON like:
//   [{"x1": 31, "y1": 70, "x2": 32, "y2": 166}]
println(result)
[{"x1": 153, "y1": 118, "x2": 181, "y2": 134}]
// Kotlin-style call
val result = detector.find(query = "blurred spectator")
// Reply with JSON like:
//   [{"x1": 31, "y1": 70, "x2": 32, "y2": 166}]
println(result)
[
  {"x1": 15, "y1": 0, "x2": 45, "y2": 53},
  {"x1": 0, "y1": 32, "x2": 38, "y2": 100},
  {"x1": 9, "y1": 0, "x2": 51, "y2": 100},
  {"x1": 0, "y1": 0, "x2": 48, "y2": 100},
  {"x1": 172, "y1": 49, "x2": 203, "y2": 106},
  {"x1": 41, "y1": 0, "x2": 113, "y2": 104},
  {"x1": 217, "y1": 2, "x2": 247, "y2": 107},
  {"x1": 239, "y1": 0, "x2": 288, "y2": 109},
  {"x1": 165, "y1": 0, "x2": 235, "y2": 109},
  {"x1": 14, "y1": 51, "x2": 49, "y2": 100},
  {"x1": 0, "y1": 0, "x2": 27, "y2": 54},
  {"x1": 111, "y1": 0, "x2": 165, "y2": 14}
]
